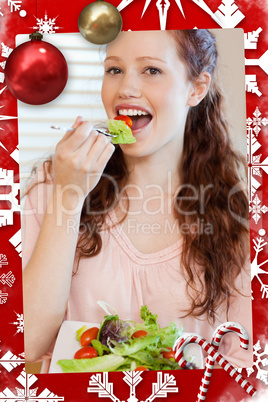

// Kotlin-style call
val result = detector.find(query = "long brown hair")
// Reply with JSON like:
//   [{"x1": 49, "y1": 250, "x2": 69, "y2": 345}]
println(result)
[{"x1": 29, "y1": 30, "x2": 249, "y2": 323}]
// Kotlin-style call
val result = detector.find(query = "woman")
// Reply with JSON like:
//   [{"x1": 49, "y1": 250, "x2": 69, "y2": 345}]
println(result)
[{"x1": 22, "y1": 29, "x2": 252, "y2": 369}]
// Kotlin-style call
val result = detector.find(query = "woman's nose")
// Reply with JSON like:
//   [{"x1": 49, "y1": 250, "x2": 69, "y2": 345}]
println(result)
[{"x1": 118, "y1": 73, "x2": 141, "y2": 99}]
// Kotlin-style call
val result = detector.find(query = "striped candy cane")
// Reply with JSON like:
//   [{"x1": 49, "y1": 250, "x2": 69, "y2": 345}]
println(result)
[
  {"x1": 197, "y1": 322, "x2": 249, "y2": 402},
  {"x1": 173, "y1": 333, "x2": 257, "y2": 398}
]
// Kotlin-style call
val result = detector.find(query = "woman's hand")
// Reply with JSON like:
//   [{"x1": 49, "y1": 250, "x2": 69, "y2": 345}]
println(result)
[{"x1": 52, "y1": 116, "x2": 115, "y2": 207}]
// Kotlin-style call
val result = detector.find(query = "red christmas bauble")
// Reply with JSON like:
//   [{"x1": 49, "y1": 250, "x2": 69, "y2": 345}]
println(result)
[{"x1": 5, "y1": 33, "x2": 68, "y2": 105}]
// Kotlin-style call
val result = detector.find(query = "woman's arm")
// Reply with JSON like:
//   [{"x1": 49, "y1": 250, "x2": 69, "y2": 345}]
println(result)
[{"x1": 23, "y1": 117, "x2": 115, "y2": 362}]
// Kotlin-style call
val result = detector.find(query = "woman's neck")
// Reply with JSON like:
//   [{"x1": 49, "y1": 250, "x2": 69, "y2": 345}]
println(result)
[{"x1": 123, "y1": 152, "x2": 181, "y2": 196}]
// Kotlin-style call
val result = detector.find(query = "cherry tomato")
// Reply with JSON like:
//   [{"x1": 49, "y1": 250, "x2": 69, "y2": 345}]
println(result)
[
  {"x1": 114, "y1": 115, "x2": 132, "y2": 128},
  {"x1": 74, "y1": 346, "x2": 98, "y2": 359},
  {"x1": 80, "y1": 327, "x2": 99, "y2": 347},
  {"x1": 162, "y1": 347, "x2": 175, "y2": 359},
  {"x1": 134, "y1": 366, "x2": 149, "y2": 371},
  {"x1": 131, "y1": 330, "x2": 148, "y2": 339}
]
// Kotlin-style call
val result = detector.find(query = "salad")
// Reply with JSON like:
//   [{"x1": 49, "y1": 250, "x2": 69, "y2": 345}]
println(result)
[
  {"x1": 108, "y1": 115, "x2": 136, "y2": 145},
  {"x1": 57, "y1": 305, "x2": 190, "y2": 373}
]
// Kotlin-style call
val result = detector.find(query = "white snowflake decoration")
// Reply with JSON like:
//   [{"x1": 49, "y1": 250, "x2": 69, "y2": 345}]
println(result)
[
  {"x1": 0, "y1": 168, "x2": 20, "y2": 227},
  {"x1": 0, "y1": 290, "x2": 8, "y2": 304},
  {"x1": 1, "y1": 43, "x2": 13, "y2": 58},
  {"x1": 32, "y1": 13, "x2": 60, "y2": 34},
  {"x1": 156, "y1": 0, "x2": 171, "y2": 30},
  {"x1": 10, "y1": 312, "x2": 24, "y2": 334},
  {"x1": 246, "y1": 341, "x2": 268, "y2": 385},
  {"x1": 249, "y1": 194, "x2": 268, "y2": 224},
  {"x1": 7, "y1": 0, "x2": 22, "y2": 13},
  {"x1": 117, "y1": 0, "x2": 246, "y2": 30},
  {"x1": 0, "y1": 369, "x2": 65, "y2": 402},
  {"x1": 245, "y1": 27, "x2": 263, "y2": 50},
  {"x1": 9, "y1": 229, "x2": 22, "y2": 257},
  {"x1": 247, "y1": 107, "x2": 268, "y2": 136},
  {"x1": 0, "y1": 254, "x2": 8, "y2": 268},
  {"x1": 213, "y1": 0, "x2": 245, "y2": 28},
  {"x1": 0, "y1": 350, "x2": 24, "y2": 372},
  {"x1": 0, "y1": 271, "x2": 15, "y2": 287},
  {"x1": 251, "y1": 229, "x2": 268, "y2": 298},
  {"x1": 245, "y1": 75, "x2": 262, "y2": 97},
  {"x1": 244, "y1": 27, "x2": 266, "y2": 96},
  {"x1": 10, "y1": 145, "x2": 19, "y2": 164},
  {"x1": 88, "y1": 371, "x2": 178, "y2": 401},
  {"x1": 247, "y1": 107, "x2": 268, "y2": 203}
]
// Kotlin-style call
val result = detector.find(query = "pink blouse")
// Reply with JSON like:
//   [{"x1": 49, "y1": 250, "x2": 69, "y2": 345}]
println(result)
[{"x1": 22, "y1": 171, "x2": 253, "y2": 370}]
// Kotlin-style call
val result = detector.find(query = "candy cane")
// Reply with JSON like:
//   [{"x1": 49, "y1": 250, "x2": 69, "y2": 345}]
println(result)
[
  {"x1": 174, "y1": 333, "x2": 257, "y2": 398},
  {"x1": 197, "y1": 322, "x2": 249, "y2": 402}
]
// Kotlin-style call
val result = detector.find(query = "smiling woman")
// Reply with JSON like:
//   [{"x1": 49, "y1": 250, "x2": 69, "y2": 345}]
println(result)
[{"x1": 21, "y1": 29, "x2": 252, "y2": 373}]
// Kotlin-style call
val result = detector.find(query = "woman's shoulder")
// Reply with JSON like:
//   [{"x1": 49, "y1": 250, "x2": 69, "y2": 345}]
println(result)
[
  {"x1": 22, "y1": 160, "x2": 54, "y2": 214},
  {"x1": 29, "y1": 160, "x2": 54, "y2": 185}
]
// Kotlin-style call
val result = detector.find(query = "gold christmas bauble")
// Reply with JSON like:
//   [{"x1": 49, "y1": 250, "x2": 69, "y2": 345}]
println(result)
[{"x1": 78, "y1": 1, "x2": 122, "y2": 45}]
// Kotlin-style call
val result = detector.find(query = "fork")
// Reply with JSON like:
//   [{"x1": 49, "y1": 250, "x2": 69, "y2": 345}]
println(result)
[{"x1": 51, "y1": 125, "x2": 117, "y2": 138}]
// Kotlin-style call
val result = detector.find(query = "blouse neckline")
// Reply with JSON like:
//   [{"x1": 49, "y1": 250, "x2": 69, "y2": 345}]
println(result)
[{"x1": 108, "y1": 209, "x2": 183, "y2": 265}]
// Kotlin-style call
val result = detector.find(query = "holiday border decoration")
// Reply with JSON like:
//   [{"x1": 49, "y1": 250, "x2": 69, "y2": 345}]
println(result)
[
  {"x1": 0, "y1": 369, "x2": 65, "y2": 402},
  {"x1": 197, "y1": 322, "x2": 249, "y2": 401},
  {"x1": 87, "y1": 371, "x2": 178, "y2": 401},
  {"x1": 0, "y1": 1, "x2": 268, "y2": 401},
  {"x1": 174, "y1": 332, "x2": 257, "y2": 398}
]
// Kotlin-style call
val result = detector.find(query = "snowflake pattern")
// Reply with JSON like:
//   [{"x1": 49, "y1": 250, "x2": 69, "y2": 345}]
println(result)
[
  {"x1": 213, "y1": 0, "x2": 245, "y2": 28},
  {"x1": 244, "y1": 27, "x2": 265, "y2": 96},
  {"x1": 245, "y1": 75, "x2": 262, "y2": 97},
  {"x1": 238, "y1": 341, "x2": 268, "y2": 386},
  {"x1": 32, "y1": 13, "x2": 60, "y2": 34},
  {"x1": 1, "y1": 42, "x2": 13, "y2": 58},
  {"x1": 247, "y1": 107, "x2": 268, "y2": 136},
  {"x1": 245, "y1": 49, "x2": 268, "y2": 76},
  {"x1": 118, "y1": 0, "x2": 245, "y2": 30},
  {"x1": 0, "y1": 290, "x2": 8, "y2": 304},
  {"x1": 245, "y1": 27, "x2": 263, "y2": 50},
  {"x1": 0, "y1": 2, "x2": 268, "y2": 401},
  {"x1": 249, "y1": 194, "x2": 268, "y2": 224},
  {"x1": 0, "y1": 369, "x2": 65, "y2": 402},
  {"x1": 0, "y1": 168, "x2": 20, "y2": 227},
  {"x1": 88, "y1": 371, "x2": 178, "y2": 402},
  {"x1": 9, "y1": 229, "x2": 22, "y2": 257},
  {"x1": 7, "y1": 0, "x2": 22, "y2": 13},
  {"x1": 247, "y1": 107, "x2": 268, "y2": 203},
  {"x1": 10, "y1": 312, "x2": 24, "y2": 334},
  {"x1": 251, "y1": 229, "x2": 268, "y2": 298},
  {"x1": 0, "y1": 271, "x2": 15, "y2": 287},
  {"x1": 0, "y1": 347, "x2": 24, "y2": 373},
  {"x1": 0, "y1": 254, "x2": 8, "y2": 268}
]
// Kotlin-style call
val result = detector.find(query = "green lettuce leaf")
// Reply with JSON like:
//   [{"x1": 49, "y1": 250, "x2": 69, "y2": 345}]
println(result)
[
  {"x1": 57, "y1": 354, "x2": 125, "y2": 373},
  {"x1": 108, "y1": 335, "x2": 160, "y2": 356},
  {"x1": 107, "y1": 120, "x2": 136, "y2": 144}
]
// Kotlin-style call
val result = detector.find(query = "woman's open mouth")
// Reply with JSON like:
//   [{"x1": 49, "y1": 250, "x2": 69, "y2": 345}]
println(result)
[{"x1": 117, "y1": 108, "x2": 152, "y2": 132}]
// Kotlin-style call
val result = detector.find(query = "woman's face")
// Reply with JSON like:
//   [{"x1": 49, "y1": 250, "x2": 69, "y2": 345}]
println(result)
[{"x1": 101, "y1": 31, "x2": 193, "y2": 159}]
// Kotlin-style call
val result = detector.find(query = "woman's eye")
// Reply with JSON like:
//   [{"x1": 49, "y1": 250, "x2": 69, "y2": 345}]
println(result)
[
  {"x1": 105, "y1": 67, "x2": 122, "y2": 75},
  {"x1": 145, "y1": 67, "x2": 162, "y2": 75}
]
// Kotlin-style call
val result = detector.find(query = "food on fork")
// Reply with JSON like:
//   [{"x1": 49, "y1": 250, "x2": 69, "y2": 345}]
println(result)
[{"x1": 108, "y1": 115, "x2": 136, "y2": 144}]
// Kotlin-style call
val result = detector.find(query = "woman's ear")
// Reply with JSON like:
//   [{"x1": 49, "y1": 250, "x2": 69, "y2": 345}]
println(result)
[{"x1": 187, "y1": 72, "x2": 211, "y2": 107}]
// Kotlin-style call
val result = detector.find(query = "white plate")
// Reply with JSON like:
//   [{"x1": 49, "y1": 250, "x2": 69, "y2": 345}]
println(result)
[
  {"x1": 49, "y1": 320, "x2": 204, "y2": 373},
  {"x1": 49, "y1": 321, "x2": 98, "y2": 373}
]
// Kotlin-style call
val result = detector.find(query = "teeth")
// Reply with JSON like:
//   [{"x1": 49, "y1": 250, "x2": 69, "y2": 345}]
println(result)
[{"x1": 118, "y1": 109, "x2": 149, "y2": 116}]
